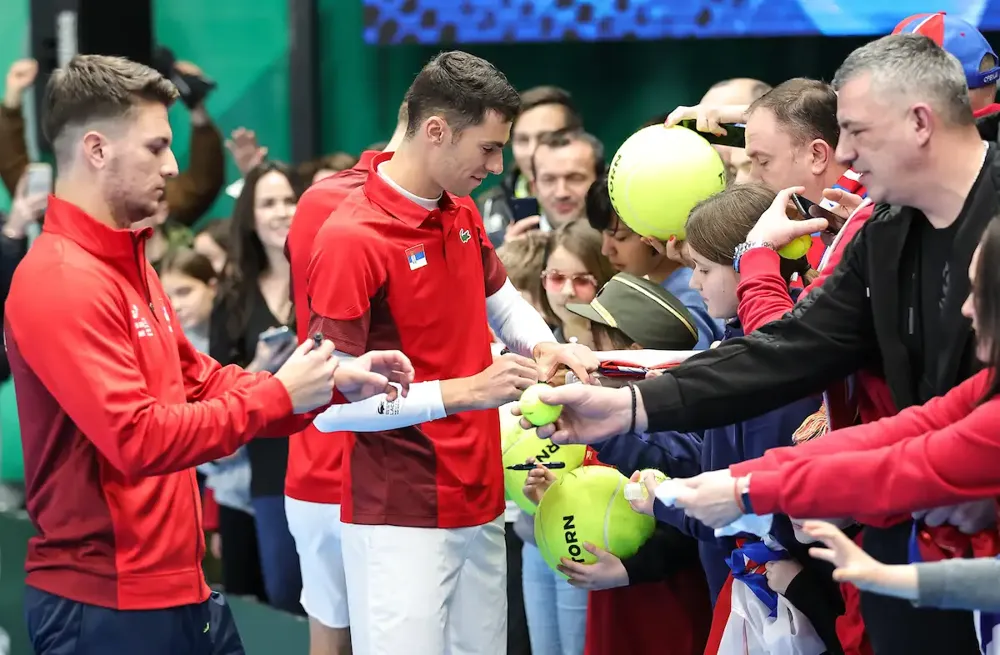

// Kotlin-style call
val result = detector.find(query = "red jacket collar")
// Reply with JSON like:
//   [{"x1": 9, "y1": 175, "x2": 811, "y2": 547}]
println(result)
[
  {"x1": 42, "y1": 195, "x2": 152, "y2": 262},
  {"x1": 363, "y1": 151, "x2": 458, "y2": 228}
]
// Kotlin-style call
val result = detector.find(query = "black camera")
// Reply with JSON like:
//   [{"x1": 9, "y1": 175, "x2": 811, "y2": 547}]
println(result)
[{"x1": 152, "y1": 46, "x2": 216, "y2": 110}]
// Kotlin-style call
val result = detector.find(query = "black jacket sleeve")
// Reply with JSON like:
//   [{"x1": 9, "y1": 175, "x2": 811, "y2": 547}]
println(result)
[
  {"x1": 620, "y1": 523, "x2": 702, "y2": 586},
  {"x1": 636, "y1": 212, "x2": 881, "y2": 432}
]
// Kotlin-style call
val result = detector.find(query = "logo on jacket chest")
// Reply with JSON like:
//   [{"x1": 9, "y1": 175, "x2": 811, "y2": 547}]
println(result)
[{"x1": 132, "y1": 304, "x2": 154, "y2": 338}]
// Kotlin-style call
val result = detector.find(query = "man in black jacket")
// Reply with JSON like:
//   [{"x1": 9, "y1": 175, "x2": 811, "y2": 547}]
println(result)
[{"x1": 519, "y1": 34, "x2": 993, "y2": 655}]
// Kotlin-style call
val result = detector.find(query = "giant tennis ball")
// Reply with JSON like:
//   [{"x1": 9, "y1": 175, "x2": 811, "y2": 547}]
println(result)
[
  {"x1": 519, "y1": 383, "x2": 562, "y2": 427},
  {"x1": 534, "y1": 466, "x2": 656, "y2": 577},
  {"x1": 501, "y1": 417, "x2": 586, "y2": 515},
  {"x1": 608, "y1": 125, "x2": 727, "y2": 241},
  {"x1": 778, "y1": 234, "x2": 812, "y2": 260}
]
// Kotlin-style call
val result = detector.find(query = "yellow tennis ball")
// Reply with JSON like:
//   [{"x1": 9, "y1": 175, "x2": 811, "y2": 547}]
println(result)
[
  {"x1": 534, "y1": 466, "x2": 656, "y2": 578},
  {"x1": 519, "y1": 383, "x2": 562, "y2": 427},
  {"x1": 778, "y1": 234, "x2": 812, "y2": 260},
  {"x1": 500, "y1": 421, "x2": 586, "y2": 515},
  {"x1": 624, "y1": 469, "x2": 669, "y2": 501},
  {"x1": 608, "y1": 125, "x2": 727, "y2": 241}
]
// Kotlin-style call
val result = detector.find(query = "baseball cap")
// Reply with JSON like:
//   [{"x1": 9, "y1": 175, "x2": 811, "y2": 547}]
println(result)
[
  {"x1": 565, "y1": 272, "x2": 698, "y2": 350},
  {"x1": 893, "y1": 12, "x2": 1000, "y2": 89}
]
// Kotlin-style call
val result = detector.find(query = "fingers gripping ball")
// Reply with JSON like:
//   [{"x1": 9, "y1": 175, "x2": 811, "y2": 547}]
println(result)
[
  {"x1": 534, "y1": 466, "x2": 656, "y2": 578},
  {"x1": 501, "y1": 419, "x2": 586, "y2": 515},
  {"x1": 608, "y1": 125, "x2": 727, "y2": 241},
  {"x1": 519, "y1": 383, "x2": 562, "y2": 427},
  {"x1": 624, "y1": 469, "x2": 669, "y2": 501},
  {"x1": 778, "y1": 234, "x2": 813, "y2": 260}
]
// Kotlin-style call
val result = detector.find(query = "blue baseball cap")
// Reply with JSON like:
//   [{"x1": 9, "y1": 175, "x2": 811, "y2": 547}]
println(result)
[{"x1": 893, "y1": 12, "x2": 1000, "y2": 89}]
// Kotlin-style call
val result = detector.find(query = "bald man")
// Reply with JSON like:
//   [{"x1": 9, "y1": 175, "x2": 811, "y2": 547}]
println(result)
[{"x1": 699, "y1": 78, "x2": 771, "y2": 182}]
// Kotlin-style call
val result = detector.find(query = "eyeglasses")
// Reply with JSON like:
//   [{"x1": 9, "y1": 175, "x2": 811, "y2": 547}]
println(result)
[{"x1": 541, "y1": 269, "x2": 599, "y2": 299}]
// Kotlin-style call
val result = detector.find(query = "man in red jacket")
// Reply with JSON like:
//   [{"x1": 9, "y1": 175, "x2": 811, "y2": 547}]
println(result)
[{"x1": 4, "y1": 55, "x2": 413, "y2": 655}]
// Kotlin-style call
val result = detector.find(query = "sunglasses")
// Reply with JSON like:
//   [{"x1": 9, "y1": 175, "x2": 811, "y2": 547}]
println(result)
[{"x1": 541, "y1": 269, "x2": 598, "y2": 298}]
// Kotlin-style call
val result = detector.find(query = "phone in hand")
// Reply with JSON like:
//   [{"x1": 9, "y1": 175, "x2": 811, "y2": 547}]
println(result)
[
  {"x1": 25, "y1": 163, "x2": 53, "y2": 197},
  {"x1": 510, "y1": 197, "x2": 540, "y2": 222},
  {"x1": 259, "y1": 325, "x2": 295, "y2": 347},
  {"x1": 791, "y1": 193, "x2": 847, "y2": 234},
  {"x1": 678, "y1": 119, "x2": 746, "y2": 148}
]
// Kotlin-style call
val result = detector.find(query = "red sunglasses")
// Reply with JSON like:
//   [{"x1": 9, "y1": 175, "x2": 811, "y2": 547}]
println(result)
[{"x1": 540, "y1": 269, "x2": 599, "y2": 298}]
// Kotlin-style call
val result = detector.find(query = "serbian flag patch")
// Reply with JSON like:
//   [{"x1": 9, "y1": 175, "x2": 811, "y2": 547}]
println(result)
[{"x1": 406, "y1": 244, "x2": 427, "y2": 270}]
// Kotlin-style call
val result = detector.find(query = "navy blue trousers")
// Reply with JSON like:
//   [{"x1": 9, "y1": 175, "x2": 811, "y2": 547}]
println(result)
[{"x1": 25, "y1": 586, "x2": 245, "y2": 655}]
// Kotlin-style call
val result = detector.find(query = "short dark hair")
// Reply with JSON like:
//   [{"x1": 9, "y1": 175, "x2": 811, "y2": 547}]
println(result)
[
  {"x1": 44, "y1": 54, "x2": 178, "y2": 158},
  {"x1": 530, "y1": 128, "x2": 605, "y2": 180},
  {"x1": 585, "y1": 175, "x2": 616, "y2": 232},
  {"x1": 405, "y1": 51, "x2": 521, "y2": 138},
  {"x1": 517, "y1": 85, "x2": 583, "y2": 131},
  {"x1": 747, "y1": 77, "x2": 840, "y2": 148}
]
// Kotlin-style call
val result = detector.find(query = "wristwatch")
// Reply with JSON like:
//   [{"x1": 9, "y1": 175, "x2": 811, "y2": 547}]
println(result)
[
  {"x1": 733, "y1": 240, "x2": 775, "y2": 273},
  {"x1": 738, "y1": 474, "x2": 754, "y2": 515}
]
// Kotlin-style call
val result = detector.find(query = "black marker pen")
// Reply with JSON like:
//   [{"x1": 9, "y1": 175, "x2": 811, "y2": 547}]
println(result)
[{"x1": 506, "y1": 462, "x2": 567, "y2": 471}]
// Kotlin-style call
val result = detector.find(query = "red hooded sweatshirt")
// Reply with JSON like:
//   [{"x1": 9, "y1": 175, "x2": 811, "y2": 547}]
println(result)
[{"x1": 3, "y1": 197, "x2": 308, "y2": 610}]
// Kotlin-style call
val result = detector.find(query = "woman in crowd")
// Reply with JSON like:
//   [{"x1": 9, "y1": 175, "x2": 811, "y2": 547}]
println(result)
[
  {"x1": 538, "y1": 220, "x2": 616, "y2": 348},
  {"x1": 209, "y1": 161, "x2": 303, "y2": 615}
]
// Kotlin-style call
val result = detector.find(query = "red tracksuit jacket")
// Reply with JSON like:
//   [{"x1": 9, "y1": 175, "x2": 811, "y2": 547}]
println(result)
[{"x1": 3, "y1": 197, "x2": 306, "y2": 610}]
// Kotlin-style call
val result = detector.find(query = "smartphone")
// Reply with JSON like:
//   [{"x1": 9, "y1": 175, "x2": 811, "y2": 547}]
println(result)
[
  {"x1": 510, "y1": 197, "x2": 540, "y2": 222},
  {"x1": 259, "y1": 325, "x2": 294, "y2": 346},
  {"x1": 791, "y1": 193, "x2": 847, "y2": 233},
  {"x1": 25, "y1": 163, "x2": 53, "y2": 197},
  {"x1": 678, "y1": 119, "x2": 746, "y2": 148}
]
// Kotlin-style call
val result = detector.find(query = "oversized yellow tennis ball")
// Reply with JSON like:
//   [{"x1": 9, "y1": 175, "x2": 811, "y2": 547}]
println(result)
[
  {"x1": 608, "y1": 125, "x2": 727, "y2": 241},
  {"x1": 534, "y1": 466, "x2": 656, "y2": 577},
  {"x1": 519, "y1": 383, "x2": 562, "y2": 427},
  {"x1": 778, "y1": 234, "x2": 812, "y2": 260},
  {"x1": 500, "y1": 420, "x2": 586, "y2": 515}
]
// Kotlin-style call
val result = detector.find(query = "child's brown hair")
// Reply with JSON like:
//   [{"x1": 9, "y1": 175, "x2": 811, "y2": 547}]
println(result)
[{"x1": 496, "y1": 231, "x2": 550, "y2": 310}]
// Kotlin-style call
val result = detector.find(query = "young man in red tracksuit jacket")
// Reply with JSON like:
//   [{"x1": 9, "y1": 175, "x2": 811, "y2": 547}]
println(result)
[{"x1": 4, "y1": 55, "x2": 412, "y2": 655}]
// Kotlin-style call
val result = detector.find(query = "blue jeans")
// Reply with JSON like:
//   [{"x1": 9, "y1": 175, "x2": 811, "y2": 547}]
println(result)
[
  {"x1": 251, "y1": 495, "x2": 303, "y2": 615},
  {"x1": 521, "y1": 542, "x2": 588, "y2": 655},
  {"x1": 25, "y1": 585, "x2": 244, "y2": 655}
]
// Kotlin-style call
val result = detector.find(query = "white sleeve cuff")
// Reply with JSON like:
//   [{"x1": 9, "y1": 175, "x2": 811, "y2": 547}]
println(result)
[
  {"x1": 312, "y1": 380, "x2": 446, "y2": 433},
  {"x1": 486, "y1": 279, "x2": 557, "y2": 357}
]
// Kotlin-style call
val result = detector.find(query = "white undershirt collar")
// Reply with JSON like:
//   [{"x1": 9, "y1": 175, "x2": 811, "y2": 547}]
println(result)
[{"x1": 377, "y1": 162, "x2": 441, "y2": 211}]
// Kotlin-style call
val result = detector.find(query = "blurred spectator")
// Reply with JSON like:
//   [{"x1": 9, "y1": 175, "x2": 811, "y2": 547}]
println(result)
[
  {"x1": 527, "y1": 129, "x2": 605, "y2": 231},
  {"x1": 0, "y1": 58, "x2": 225, "y2": 227},
  {"x1": 495, "y1": 230, "x2": 550, "y2": 318},
  {"x1": 296, "y1": 152, "x2": 359, "y2": 190},
  {"x1": 0, "y1": 174, "x2": 47, "y2": 381},
  {"x1": 193, "y1": 218, "x2": 232, "y2": 275},
  {"x1": 0, "y1": 58, "x2": 36, "y2": 196},
  {"x1": 697, "y1": 78, "x2": 772, "y2": 182},
  {"x1": 479, "y1": 85, "x2": 583, "y2": 244},
  {"x1": 210, "y1": 161, "x2": 302, "y2": 615}
]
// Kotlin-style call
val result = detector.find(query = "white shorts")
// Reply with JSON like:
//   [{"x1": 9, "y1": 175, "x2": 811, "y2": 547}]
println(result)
[
  {"x1": 342, "y1": 514, "x2": 507, "y2": 655},
  {"x1": 284, "y1": 496, "x2": 349, "y2": 629}
]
